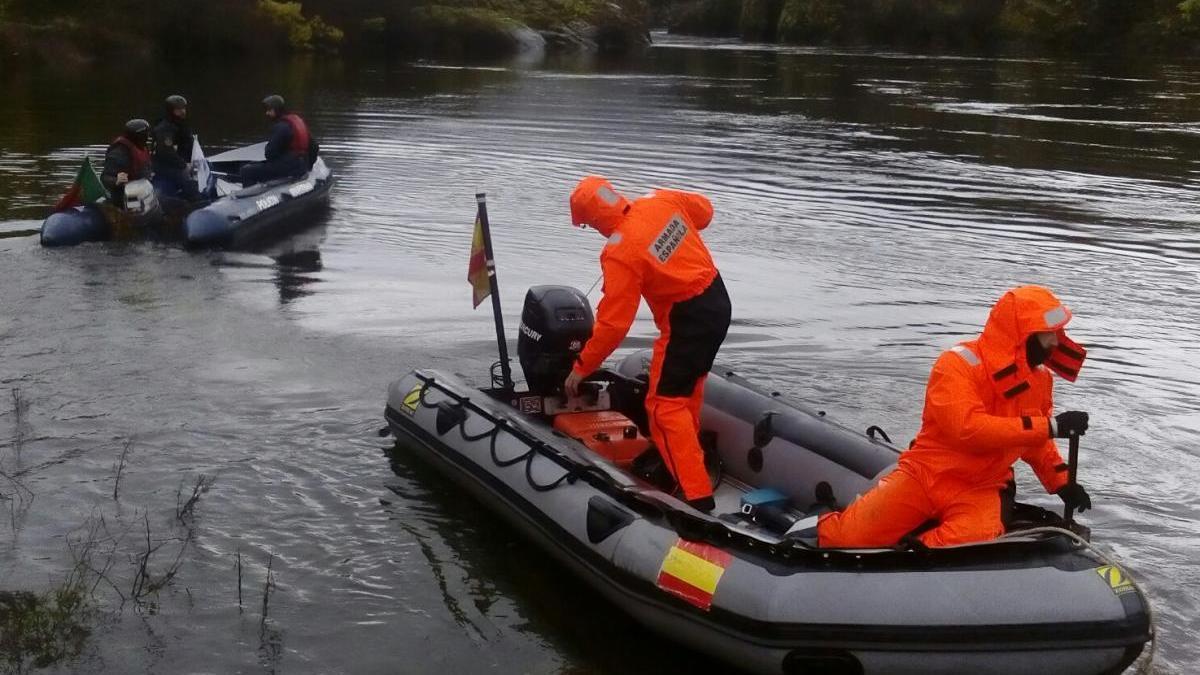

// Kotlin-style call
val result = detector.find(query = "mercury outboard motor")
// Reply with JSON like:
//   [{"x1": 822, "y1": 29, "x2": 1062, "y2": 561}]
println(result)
[{"x1": 518, "y1": 286, "x2": 594, "y2": 395}]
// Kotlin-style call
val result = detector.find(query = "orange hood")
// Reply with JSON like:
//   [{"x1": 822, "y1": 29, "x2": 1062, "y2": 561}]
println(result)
[
  {"x1": 570, "y1": 175, "x2": 630, "y2": 237},
  {"x1": 976, "y1": 286, "x2": 1086, "y2": 397}
]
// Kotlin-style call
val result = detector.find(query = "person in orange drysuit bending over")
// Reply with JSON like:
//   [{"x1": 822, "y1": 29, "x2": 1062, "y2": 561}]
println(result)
[
  {"x1": 817, "y1": 286, "x2": 1093, "y2": 548},
  {"x1": 564, "y1": 176, "x2": 732, "y2": 512}
]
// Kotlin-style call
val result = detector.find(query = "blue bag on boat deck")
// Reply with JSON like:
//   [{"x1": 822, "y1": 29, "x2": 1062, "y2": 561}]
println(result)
[{"x1": 740, "y1": 487, "x2": 790, "y2": 515}]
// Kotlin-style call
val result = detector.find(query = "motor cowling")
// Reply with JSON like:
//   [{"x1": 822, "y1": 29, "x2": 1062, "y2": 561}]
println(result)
[
  {"x1": 518, "y1": 286, "x2": 594, "y2": 395},
  {"x1": 123, "y1": 179, "x2": 160, "y2": 215}
]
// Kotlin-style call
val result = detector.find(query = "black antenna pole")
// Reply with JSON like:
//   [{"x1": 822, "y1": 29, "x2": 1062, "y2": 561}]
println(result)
[
  {"x1": 476, "y1": 193, "x2": 514, "y2": 391},
  {"x1": 1062, "y1": 431, "x2": 1081, "y2": 527}
]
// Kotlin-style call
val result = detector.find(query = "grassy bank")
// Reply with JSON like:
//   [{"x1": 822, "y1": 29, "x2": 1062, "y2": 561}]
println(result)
[
  {"x1": 0, "y1": 0, "x2": 650, "y2": 67},
  {"x1": 657, "y1": 0, "x2": 1200, "y2": 55}
]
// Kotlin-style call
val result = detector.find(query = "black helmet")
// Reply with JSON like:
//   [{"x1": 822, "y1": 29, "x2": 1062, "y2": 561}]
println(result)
[
  {"x1": 165, "y1": 94, "x2": 188, "y2": 110},
  {"x1": 262, "y1": 94, "x2": 286, "y2": 113},
  {"x1": 124, "y1": 118, "x2": 150, "y2": 135}
]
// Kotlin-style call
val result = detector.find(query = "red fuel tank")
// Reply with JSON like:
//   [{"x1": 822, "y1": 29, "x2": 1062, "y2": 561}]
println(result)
[{"x1": 553, "y1": 411, "x2": 650, "y2": 468}]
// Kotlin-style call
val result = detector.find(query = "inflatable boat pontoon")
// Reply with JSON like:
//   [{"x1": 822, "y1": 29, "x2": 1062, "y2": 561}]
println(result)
[
  {"x1": 184, "y1": 142, "x2": 332, "y2": 248},
  {"x1": 383, "y1": 285, "x2": 1153, "y2": 675},
  {"x1": 40, "y1": 179, "x2": 197, "y2": 247}
]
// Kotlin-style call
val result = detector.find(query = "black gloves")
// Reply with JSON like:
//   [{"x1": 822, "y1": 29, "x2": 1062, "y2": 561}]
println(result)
[
  {"x1": 1056, "y1": 482, "x2": 1092, "y2": 512},
  {"x1": 1053, "y1": 411, "x2": 1089, "y2": 438}
]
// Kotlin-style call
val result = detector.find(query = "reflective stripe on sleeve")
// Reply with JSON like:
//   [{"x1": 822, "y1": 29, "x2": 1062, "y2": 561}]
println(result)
[
  {"x1": 950, "y1": 344, "x2": 980, "y2": 366},
  {"x1": 597, "y1": 185, "x2": 621, "y2": 205}
]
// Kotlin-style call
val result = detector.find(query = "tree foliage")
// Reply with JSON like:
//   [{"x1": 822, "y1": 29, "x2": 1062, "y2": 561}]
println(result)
[
  {"x1": 257, "y1": 0, "x2": 345, "y2": 51},
  {"x1": 0, "y1": 0, "x2": 650, "y2": 61},
  {"x1": 663, "y1": 0, "x2": 1200, "y2": 53}
]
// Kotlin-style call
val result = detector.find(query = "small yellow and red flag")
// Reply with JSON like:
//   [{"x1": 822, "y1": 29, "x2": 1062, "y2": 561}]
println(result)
[
  {"x1": 656, "y1": 538, "x2": 733, "y2": 611},
  {"x1": 468, "y1": 214, "x2": 491, "y2": 308}
]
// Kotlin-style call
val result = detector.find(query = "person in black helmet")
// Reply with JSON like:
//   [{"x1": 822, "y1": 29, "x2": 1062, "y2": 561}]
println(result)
[
  {"x1": 151, "y1": 94, "x2": 200, "y2": 200},
  {"x1": 101, "y1": 119, "x2": 152, "y2": 206},
  {"x1": 239, "y1": 95, "x2": 314, "y2": 186}
]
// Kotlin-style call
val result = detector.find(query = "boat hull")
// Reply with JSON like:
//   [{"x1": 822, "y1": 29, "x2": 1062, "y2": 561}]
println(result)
[
  {"x1": 184, "y1": 161, "x2": 332, "y2": 249},
  {"x1": 40, "y1": 195, "x2": 204, "y2": 248},
  {"x1": 40, "y1": 206, "x2": 109, "y2": 247},
  {"x1": 383, "y1": 366, "x2": 1152, "y2": 675}
]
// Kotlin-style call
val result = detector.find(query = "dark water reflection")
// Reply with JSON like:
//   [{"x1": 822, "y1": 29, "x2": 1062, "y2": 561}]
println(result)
[{"x1": 1, "y1": 34, "x2": 1198, "y2": 673}]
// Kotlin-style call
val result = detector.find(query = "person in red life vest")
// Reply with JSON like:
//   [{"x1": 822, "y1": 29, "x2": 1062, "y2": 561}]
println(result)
[
  {"x1": 564, "y1": 176, "x2": 732, "y2": 512},
  {"x1": 815, "y1": 286, "x2": 1092, "y2": 548},
  {"x1": 100, "y1": 119, "x2": 151, "y2": 206},
  {"x1": 239, "y1": 95, "x2": 315, "y2": 186}
]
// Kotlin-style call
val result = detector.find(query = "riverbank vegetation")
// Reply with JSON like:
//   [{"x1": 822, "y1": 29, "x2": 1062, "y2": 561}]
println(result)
[
  {"x1": 657, "y1": 0, "x2": 1200, "y2": 54},
  {"x1": 0, "y1": 427, "x2": 256, "y2": 671},
  {"x1": 0, "y1": 586, "x2": 90, "y2": 670},
  {"x1": 4, "y1": 0, "x2": 1200, "y2": 68},
  {"x1": 0, "y1": 0, "x2": 651, "y2": 67}
]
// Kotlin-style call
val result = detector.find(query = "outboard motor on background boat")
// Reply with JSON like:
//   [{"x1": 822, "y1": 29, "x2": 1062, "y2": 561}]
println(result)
[
  {"x1": 122, "y1": 179, "x2": 160, "y2": 216},
  {"x1": 517, "y1": 285, "x2": 594, "y2": 395}
]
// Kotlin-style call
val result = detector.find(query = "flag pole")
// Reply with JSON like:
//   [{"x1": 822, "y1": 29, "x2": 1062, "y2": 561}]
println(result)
[{"x1": 476, "y1": 193, "x2": 514, "y2": 392}]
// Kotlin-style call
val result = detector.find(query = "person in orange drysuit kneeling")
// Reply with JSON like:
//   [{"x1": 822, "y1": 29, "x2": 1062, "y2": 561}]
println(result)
[
  {"x1": 564, "y1": 176, "x2": 732, "y2": 513},
  {"x1": 816, "y1": 286, "x2": 1093, "y2": 548}
]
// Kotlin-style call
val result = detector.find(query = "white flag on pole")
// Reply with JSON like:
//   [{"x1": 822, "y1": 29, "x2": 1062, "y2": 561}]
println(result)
[{"x1": 191, "y1": 135, "x2": 211, "y2": 194}]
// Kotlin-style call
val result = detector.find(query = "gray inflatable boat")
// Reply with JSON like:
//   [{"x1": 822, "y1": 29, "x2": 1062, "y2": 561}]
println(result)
[
  {"x1": 183, "y1": 143, "x2": 332, "y2": 248},
  {"x1": 383, "y1": 286, "x2": 1153, "y2": 675}
]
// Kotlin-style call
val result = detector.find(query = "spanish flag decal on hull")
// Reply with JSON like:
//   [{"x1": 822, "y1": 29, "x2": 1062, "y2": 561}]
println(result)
[{"x1": 656, "y1": 539, "x2": 733, "y2": 611}]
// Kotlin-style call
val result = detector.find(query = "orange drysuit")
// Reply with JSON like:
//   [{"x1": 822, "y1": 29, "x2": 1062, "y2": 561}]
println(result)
[
  {"x1": 569, "y1": 176, "x2": 731, "y2": 503},
  {"x1": 818, "y1": 286, "x2": 1088, "y2": 548}
]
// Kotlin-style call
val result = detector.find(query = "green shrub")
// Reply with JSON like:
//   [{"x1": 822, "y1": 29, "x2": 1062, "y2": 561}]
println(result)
[
  {"x1": 777, "y1": 0, "x2": 842, "y2": 42},
  {"x1": 1173, "y1": 0, "x2": 1200, "y2": 34},
  {"x1": 669, "y1": 0, "x2": 742, "y2": 36},
  {"x1": 740, "y1": 0, "x2": 782, "y2": 40},
  {"x1": 361, "y1": 16, "x2": 387, "y2": 34},
  {"x1": 0, "y1": 586, "x2": 91, "y2": 670},
  {"x1": 256, "y1": 0, "x2": 343, "y2": 50},
  {"x1": 404, "y1": 5, "x2": 525, "y2": 57}
]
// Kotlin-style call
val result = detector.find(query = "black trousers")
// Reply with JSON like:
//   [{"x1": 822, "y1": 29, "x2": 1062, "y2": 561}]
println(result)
[
  {"x1": 239, "y1": 154, "x2": 307, "y2": 186},
  {"x1": 657, "y1": 273, "x2": 732, "y2": 397}
]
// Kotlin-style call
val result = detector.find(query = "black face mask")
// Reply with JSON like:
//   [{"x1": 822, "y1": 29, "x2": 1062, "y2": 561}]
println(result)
[{"x1": 1026, "y1": 334, "x2": 1050, "y2": 367}]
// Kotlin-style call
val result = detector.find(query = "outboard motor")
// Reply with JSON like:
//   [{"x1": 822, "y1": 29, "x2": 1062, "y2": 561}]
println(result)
[
  {"x1": 123, "y1": 179, "x2": 160, "y2": 215},
  {"x1": 518, "y1": 286, "x2": 652, "y2": 467},
  {"x1": 517, "y1": 286, "x2": 594, "y2": 395}
]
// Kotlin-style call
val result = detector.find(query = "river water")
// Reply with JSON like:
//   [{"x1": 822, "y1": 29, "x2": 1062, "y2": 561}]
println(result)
[{"x1": 1, "y1": 34, "x2": 1197, "y2": 673}]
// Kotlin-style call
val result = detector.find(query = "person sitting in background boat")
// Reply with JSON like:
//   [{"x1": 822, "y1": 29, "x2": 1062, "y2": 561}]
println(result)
[
  {"x1": 100, "y1": 119, "x2": 152, "y2": 206},
  {"x1": 814, "y1": 286, "x2": 1093, "y2": 548},
  {"x1": 151, "y1": 94, "x2": 200, "y2": 200},
  {"x1": 239, "y1": 95, "x2": 314, "y2": 187},
  {"x1": 564, "y1": 176, "x2": 732, "y2": 513}
]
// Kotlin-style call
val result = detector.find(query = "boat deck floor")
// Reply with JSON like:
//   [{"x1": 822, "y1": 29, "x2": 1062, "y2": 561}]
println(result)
[
  {"x1": 712, "y1": 479, "x2": 750, "y2": 516},
  {"x1": 709, "y1": 475, "x2": 811, "y2": 541}
]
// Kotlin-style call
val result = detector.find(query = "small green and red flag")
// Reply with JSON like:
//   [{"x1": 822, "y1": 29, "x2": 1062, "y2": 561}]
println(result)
[{"x1": 53, "y1": 156, "x2": 107, "y2": 212}]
